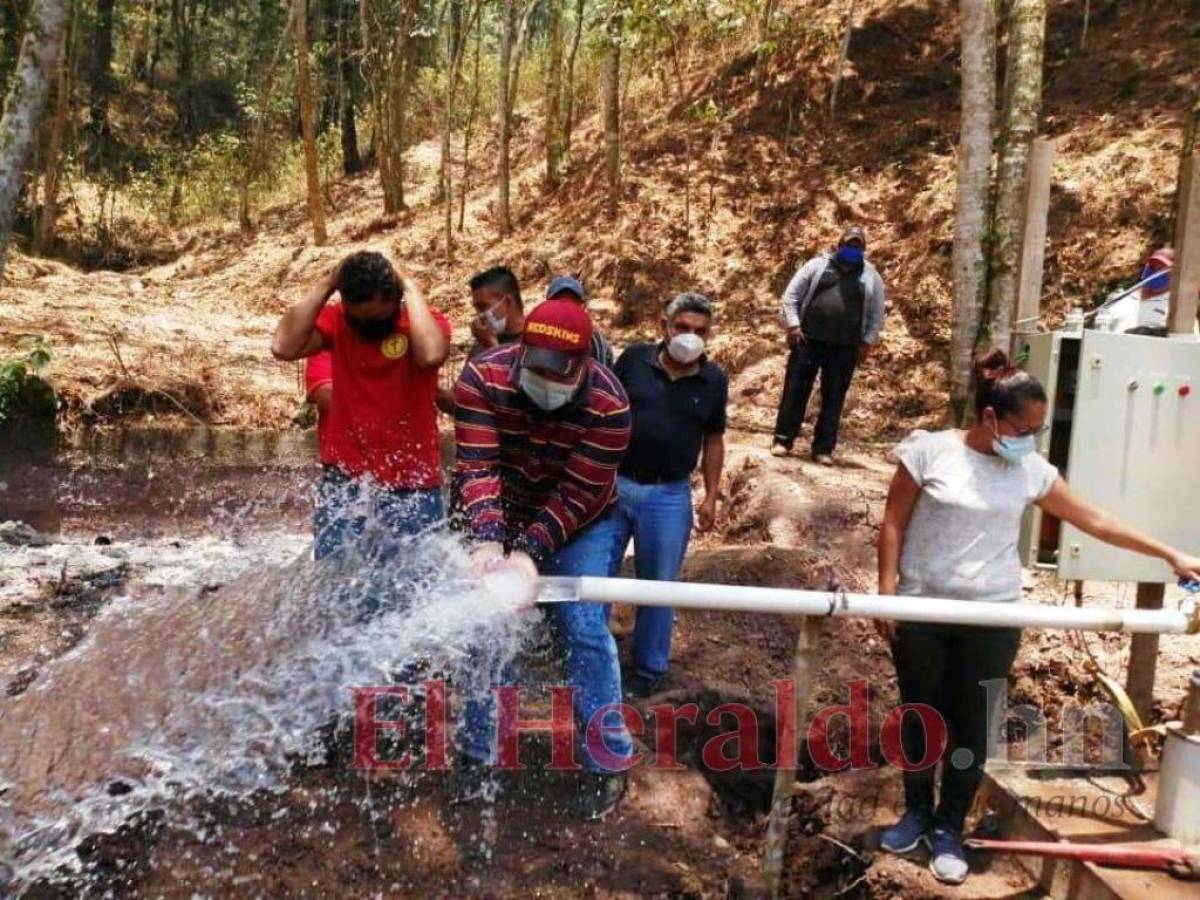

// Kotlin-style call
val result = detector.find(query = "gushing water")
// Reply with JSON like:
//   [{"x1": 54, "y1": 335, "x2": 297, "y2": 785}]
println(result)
[{"x1": 0, "y1": 524, "x2": 540, "y2": 889}]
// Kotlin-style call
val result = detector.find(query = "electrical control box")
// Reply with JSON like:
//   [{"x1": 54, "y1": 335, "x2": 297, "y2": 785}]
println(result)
[{"x1": 1018, "y1": 330, "x2": 1200, "y2": 582}]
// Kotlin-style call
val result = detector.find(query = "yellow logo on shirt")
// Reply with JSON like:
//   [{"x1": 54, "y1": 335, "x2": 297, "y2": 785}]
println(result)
[{"x1": 381, "y1": 334, "x2": 409, "y2": 359}]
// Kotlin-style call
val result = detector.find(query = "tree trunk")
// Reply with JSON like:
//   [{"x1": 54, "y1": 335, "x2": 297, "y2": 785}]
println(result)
[
  {"x1": 33, "y1": 1, "x2": 71, "y2": 254},
  {"x1": 1170, "y1": 98, "x2": 1200, "y2": 245},
  {"x1": 86, "y1": 0, "x2": 116, "y2": 145},
  {"x1": 294, "y1": 0, "x2": 328, "y2": 244},
  {"x1": 147, "y1": 0, "x2": 163, "y2": 87},
  {"x1": 545, "y1": 0, "x2": 563, "y2": 186},
  {"x1": 441, "y1": 0, "x2": 473, "y2": 254},
  {"x1": 829, "y1": 0, "x2": 854, "y2": 116},
  {"x1": 171, "y1": 0, "x2": 197, "y2": 133},
  {"x1": 459, "y1": 4, "x2": 480, "y2": 232},
  {"x1": 438, "y1": 0, "x2": 464, "y2": 204},
  {"x1": 360, "y1": 0, "x2": 393, "y2": 210},
  {"x1": 950, "y1": 0, "x2": 996, "y2": 423},
  {"x1": 387, "y1": 0, "x2": 416, "y2": 212},
  {"x1": 562, "y1": 0, "x2": 583, "y2": 156},
  {"x1": 602, "y1": 6, "x2": 621, "y2": 219},
  {"x1": 0, "y1": 0, "x2": 27, "y2": 91},
  {"x1": 497, "y1": 0, "x2": 514, "y2": 236},
  {"x1": 759, "y1": 0, "x2": 778, "y2": 43},
  {"x1": 0, "y1": 0, "x2": 70, "y2": 283},
  {"x1": 985, "y1": 0, "x2": 1044, "y2": 353},
  {"x1": 507, "y1": 0, "x2": 536, "y2": 114},
  {"x1": 239, "y1": 3, "x2": 294, "y2": 234},
  {"x1": 337, "y1": 0, "x2": 361, "y2": 174}
]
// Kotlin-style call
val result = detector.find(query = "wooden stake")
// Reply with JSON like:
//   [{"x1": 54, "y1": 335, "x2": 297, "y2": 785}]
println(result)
[
  {"x1": 1167, "y1": 153, "x2": 1200, "y2": 336},
  {"x1": 1010, "y1": 137, "x2": 1054, "y2": 357},
  {"x1": 1126, "y1": 582, "x2": 1165, "y2": 723},
  {"x1": 1125, "y1": 151, "x2": 1200, "y2": 723},
  {"x1": 763, "y1": 615, "x2": 822, "y2": 897}
]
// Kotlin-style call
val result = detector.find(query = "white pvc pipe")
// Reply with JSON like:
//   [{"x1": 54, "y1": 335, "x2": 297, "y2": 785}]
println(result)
[{"x1": 542, "y1": 577, "x2": 1198, "y2": 635}]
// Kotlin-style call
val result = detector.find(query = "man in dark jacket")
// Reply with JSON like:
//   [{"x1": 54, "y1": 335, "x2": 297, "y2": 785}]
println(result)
[{"x1": 771, "y1": 225, "x2": 886, "y2": 465}]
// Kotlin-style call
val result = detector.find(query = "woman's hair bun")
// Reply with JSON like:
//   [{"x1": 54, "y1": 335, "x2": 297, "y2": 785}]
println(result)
[{"x1": 974, "y1": 349, "x2": 1011, "y2": 382}]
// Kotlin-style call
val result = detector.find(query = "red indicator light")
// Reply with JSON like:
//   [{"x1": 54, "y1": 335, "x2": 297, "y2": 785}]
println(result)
[{"x1": 1181, "y1": 384, "x2": 1192, "y2": 397}]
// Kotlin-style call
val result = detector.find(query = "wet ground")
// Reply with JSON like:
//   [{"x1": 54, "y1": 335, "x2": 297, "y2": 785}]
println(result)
[{"x1": 6, "y1": 427, "x2": 1165, "y2": 897}]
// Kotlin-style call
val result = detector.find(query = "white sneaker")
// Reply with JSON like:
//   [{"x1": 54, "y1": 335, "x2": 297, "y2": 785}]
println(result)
[{"x1": 926, "y1": 827, "x2": 969, "y2": 885}]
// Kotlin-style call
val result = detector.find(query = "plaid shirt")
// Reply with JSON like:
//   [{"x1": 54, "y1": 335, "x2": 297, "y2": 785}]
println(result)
[{"x1": 451, "y1": 343, "x2": 631, "y2": 563}]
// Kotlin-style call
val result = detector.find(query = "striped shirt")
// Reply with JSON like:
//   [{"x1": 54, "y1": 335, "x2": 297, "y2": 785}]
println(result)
[{"x1": 452, "y1": 343, "x2": 631, "y2": 563}]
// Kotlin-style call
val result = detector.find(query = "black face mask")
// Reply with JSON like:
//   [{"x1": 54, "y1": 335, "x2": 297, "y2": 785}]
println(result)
[{"x1": 346, "y1": 312, "x2": 396, "y2": 340}]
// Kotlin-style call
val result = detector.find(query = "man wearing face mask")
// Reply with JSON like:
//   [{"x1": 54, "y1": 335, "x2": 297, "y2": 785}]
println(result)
[
  {"x1": 451, "y1": 297, "x2": 634, "y2": 820},
  {"x1": 544, "y1": 275, "x2": 616, "y2": 369},
  {"x1": 271, "y1": 250, "x2": 452, "y2": 559},
  {"x1": 435, "y1": 266, "x2": 526, "y2": 415},
  {"x1": 609, "y1": 292, "x2": 727, "y2": 697},
  {"x1": 467, "y1": 265, "x2": 525, "y2": 356},
  {"x1": 772, "y1": 225, "x2": 886, "y2": 465},
  {"x1": 1101, "y1": 247, "x2": 1180, "y2": 336}
]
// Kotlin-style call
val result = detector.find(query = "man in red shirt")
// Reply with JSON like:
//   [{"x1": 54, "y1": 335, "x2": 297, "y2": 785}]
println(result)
[
  {"x1": 272, "y1": 251, "x2": 451, "y2": 560},
  {"x1": 452, "y1": 298, "x2": 633, "y2": 820},
  {"x1": 304, "y1": 348, "x2": 334, "y2": 457}
]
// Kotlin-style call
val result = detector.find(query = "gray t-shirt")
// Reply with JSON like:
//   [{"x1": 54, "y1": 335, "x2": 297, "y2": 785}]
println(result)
[{"x1": 895, "y1": 429, "x2": 1059, "y2": 603}]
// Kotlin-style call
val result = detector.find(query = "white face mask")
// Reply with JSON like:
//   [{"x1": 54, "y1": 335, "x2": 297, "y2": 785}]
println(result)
[
  {"x1": 666, "y1": 332, "x2": 705, "y2": 365},
  {"x1": 482, "y1": 298, "x2": 508, "y2": 334},
  {"x1": 519, "y1": 367, "x2": 579, "y2": 412}
]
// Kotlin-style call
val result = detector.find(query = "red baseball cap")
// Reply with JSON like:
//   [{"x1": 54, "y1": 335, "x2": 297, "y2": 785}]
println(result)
[{"x1": 521, "y1": 298, "x2": 593, "y2": 375}]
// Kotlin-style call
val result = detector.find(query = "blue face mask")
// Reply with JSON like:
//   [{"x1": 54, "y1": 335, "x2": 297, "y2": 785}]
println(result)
[
  {"x1": 836, "y1": 245, "x2": 865, "y2": 267},
  {"x1": 991, "y1": 427, "x2": 1036, "y2": 464},
  {"x1": 1139, "y1": 264, "x2": 1170, "y2": 295}
]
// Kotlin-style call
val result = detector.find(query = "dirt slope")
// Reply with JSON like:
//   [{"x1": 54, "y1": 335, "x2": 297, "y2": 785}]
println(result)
[{"x1": 2, "y1": 0, "x2": 1196, "y2": 439}]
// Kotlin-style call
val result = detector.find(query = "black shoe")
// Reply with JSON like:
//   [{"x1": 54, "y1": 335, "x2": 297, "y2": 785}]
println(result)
[
  {"x1": 626, "y1": 672, "x2": 665, "y2": 699},
  {"x1": 447, "y1": 755, "x2": 495, "y2": 804},
  {"x1": 575, "y1": 772, "x2": 626, "y2": 821}
]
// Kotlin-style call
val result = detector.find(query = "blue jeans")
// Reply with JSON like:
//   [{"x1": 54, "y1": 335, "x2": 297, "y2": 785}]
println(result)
[
  {"x1": 608, "y1": 475, "x2": 693, "y2": 678},
  {"x1": 314, "y1": 467, "x2": 445, "y2": 562},
  {"x1": 459, "y1": 512, "x2": 633, "y2": 773}
]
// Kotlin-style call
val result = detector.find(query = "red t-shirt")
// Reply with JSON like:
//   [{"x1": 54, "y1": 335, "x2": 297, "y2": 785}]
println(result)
[
  {"x1": 314, "y1": 303, "x2": 452, "y2": 489},
  {"x1": 304, "y1": 349, "x2": 334, "y2": 459}
]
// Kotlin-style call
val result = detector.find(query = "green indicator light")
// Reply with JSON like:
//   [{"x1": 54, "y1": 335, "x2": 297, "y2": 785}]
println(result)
[{"x1": 1153, "y1": 381, "x2": 1166, "y2": 396}]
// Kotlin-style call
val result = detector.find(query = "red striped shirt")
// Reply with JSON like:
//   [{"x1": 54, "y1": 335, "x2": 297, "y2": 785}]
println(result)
[{"x1": 452, "y1": 344, "x2": 631, "y2": 562}]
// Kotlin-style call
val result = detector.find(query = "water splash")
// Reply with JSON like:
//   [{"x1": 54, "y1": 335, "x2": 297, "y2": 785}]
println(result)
[{"x1": 0, "y1": 527, "x2": 539, "y2": 889}]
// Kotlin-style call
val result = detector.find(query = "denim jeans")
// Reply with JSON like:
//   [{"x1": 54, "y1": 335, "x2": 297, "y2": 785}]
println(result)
[
  {"x1": 608, "y1": 475, "x2": 693, "y2": 679},
  {"x1": 314, "y1": 467, "x2": 445, "y2": 562},
  {"x1": 459, "y1": 512, "x2": 633, "y2": 773}
]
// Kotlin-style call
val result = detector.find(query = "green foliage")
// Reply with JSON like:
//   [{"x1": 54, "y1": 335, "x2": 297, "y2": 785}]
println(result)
[{"x1": 0, "y1": 340, "x2": 56, "y2": 425}]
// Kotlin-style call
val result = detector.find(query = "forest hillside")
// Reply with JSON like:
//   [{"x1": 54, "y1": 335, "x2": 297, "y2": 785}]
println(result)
[{"x1": 2, "y1": 0, "x2": 1197, "y2": 440}]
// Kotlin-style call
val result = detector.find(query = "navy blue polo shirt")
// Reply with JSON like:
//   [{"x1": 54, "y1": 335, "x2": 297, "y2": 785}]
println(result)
[{"x1": 613, "y1": 342, "x2": 728, "y2": 480}]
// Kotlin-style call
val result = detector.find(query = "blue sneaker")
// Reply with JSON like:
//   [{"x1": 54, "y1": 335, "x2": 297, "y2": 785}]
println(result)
[
  {"x1": 927, "y1": 825, "x2": 969, "y2": 885},
  {"x1": 880, "y1": 811, "x2": 929, "y2": 854}
]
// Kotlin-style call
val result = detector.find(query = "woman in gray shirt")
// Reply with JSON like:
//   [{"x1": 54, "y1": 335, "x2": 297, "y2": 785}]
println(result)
[{"x1": 875, "y1": 350, "x2": 1200, "y2": 885}]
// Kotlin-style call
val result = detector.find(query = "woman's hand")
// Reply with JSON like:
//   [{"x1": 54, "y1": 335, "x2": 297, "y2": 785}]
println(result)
[
  {"x1": 873, "y1": 619, "x2": 897, "y2": 644},
  {"x1": 1169, "y1": 552, "x2": 1200, "y2": 584}
]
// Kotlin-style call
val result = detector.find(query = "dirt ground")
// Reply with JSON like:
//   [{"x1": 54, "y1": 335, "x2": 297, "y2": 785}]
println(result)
[
  {"x1": 5, "y1": 433, "x2": 1197, "y2": 897},
  {"x1": 2, "y1": 1, "x2": 1198, "y2": 895}
]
